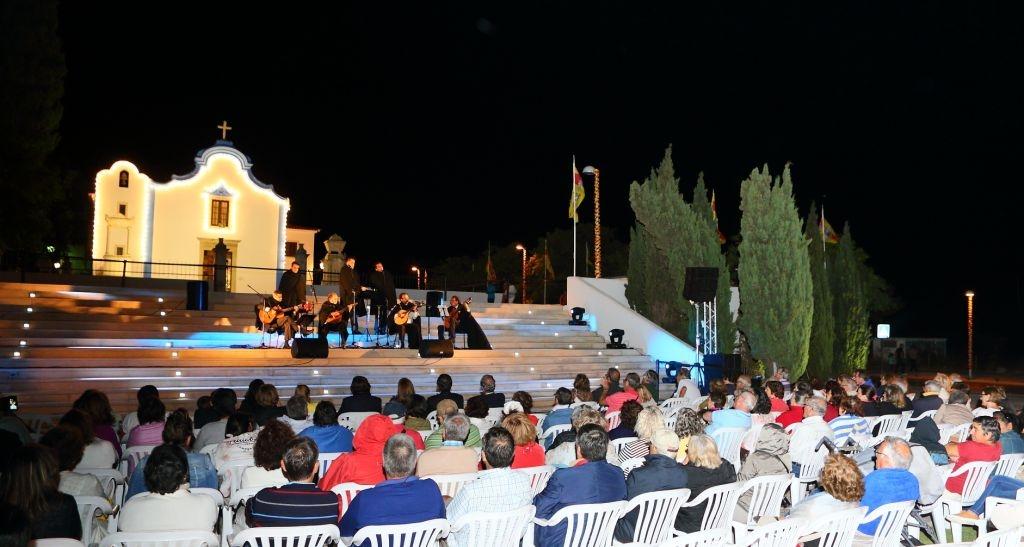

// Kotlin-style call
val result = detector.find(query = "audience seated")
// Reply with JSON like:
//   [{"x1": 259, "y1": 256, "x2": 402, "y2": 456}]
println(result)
[
  {"x1": 120, "y1": 384, "x2": 160, "y2": 439},
  {"x1": 534, "y1": 424, "x2": 626, "y2": 546},
  {"x1": 281, "y1": 395, "x2": 313, "y2": 434},
  {"x1": 614, "y1": 428, "x2": 687, "y2": 542},
  {"x1": 974, "y1": 386, "x2": 1008, "y2": 417},
  {"x1": 389, "y1": 377, "x2": 426, "y2": 411},
  {"x1": 424, "y1": 399, "x2": 482, "y2": 449},
  {"x1": 620, "y1": 405, "x2": 664, "y2": 461},
  {"x1": 675, "y1": 433, "x2": 736, "y2": 533},
  {"x1": 212, "y1": 413, "x2": 258, "y2": 488},
  {"x1": 909, "y1": 417, "x2": 950, "y2": 465},
  {"x1": 905, "y1": 421, "x2": 945, "y2": 505},
  {"x1": 788, "y1": 453, "x2": 864, "y2": 519},
  {"x1": 502, "y1": 412, "x2": 545, "y2": 469},
  {"x1": 465, "y1": 396, "x2": 492, "y2": 432},
  {"x1": 404, "y1": 401, "x2": 432, "y2": 431},
  {"x1": 512, "y1": 391, "x2": 539, "y2": 425},
  {"x1": 741, "y1": 388, "x2": 774, "y2": 453},
  {"x1": 194, "y1": 388, "x2": 238, "y2": 451},
  {"x1": 995, "y1": 411, "x2": 1024, "y2": 454},
  {"x1": 59, "y1": 409, "x2": 117, "y2": 470},
  {"x1": 608, "y1": 400, "x2": 642, "y2": 440},
  {"x1": 299, "y1": 400, "x2": 354, "y2": 453},
  {"x1": 604, "y1": 372, "x2": 641, "y2": 412},
  {"x1": 319, "y1": 413, "x2": 396, "y2": 489},
  {"x1": 776, "y1": 385, "x2": 812, "y2": 428},
  {"x1": 417, "y1": 415, "x2": 479, "y2": 476},
  {"x1": 823, "y1": 380, "x2": 843, "y2": 422},
  {"x1": 573, "y1": 374, "x2": 598, "y2": 407},
  {"x1": 127, "y1": 410, "x2": 218, "y2": 500},
  {"x1": 859, "y1": 437, "x2": 919, "y2": 535},
  {"x1": 735, "y1": 424, "x2": 790, "y2": 521},
  {"x1": 542, "y1": 388, "x2": 574, "y2": 443},
  {"x1": 546, "y1": 406, "x2": 604, "y2": 467},
  {"x1": 426, "y1": 373, "x2": 464, "y2": 411},
  {"x1": 467, "y1": 374, "x2": 506, "y2": 409},
  {"x1": 673, "y1": 408, "x2": 706, "y2": 464},
  {"x1": 238, "y1": 379, "x2": 265, "y2": 415},
  {"x1": 246, "y1": 437, "x2": 341, "y2": 527},
  {"x1": 384, "y1": 402, "x2": 426, "y2": 450},
  {"x1": 706, "y1": 390, "x2": 755, "y2": 436},
  {"x1": 446, "y1": 427, "x2": 533, "y2": 523},
  {"x1": 294, "y1": 384, "x2": 318, "y2": 415},
  {"x1": 0, "y1": 444, "x2": 81, "y2": 541},
  {"x1": 642, "y1": 369, "x2": 661, "y2": 405},
  {"x1": 590, "y1": 368, "x2": 622, "y2": 404},
  {"x1": 73, "y1": 389, "x2": 122, "y2": 460},
  {"x1": 674, "y1": 368, "x2": 701, "y2": 403},
  {"x1": 242, "y1": 418, "x2": 295, "y2": 490},
  {"x1": 945, "y1": 416, "x2": 1002, "y2": 494},
  {"x1": 340, "y1": 434, "x2": 445, "y2": 543},
  {"x1": 119, "y1": 444, "x2": 218, "y2": 532},
  {"x1": 873, "y1": 385, "x2": 910, "y2": 423},
  {"x1": 765, "y1": 380, "x2": 789, "y2": 413},
  {"x1": 39, "y1": 426, "x2": 105, "y2": 498},
  {"x1": 340, "y1": 375, "x2": 383, "y2": 414},
  {"x1": 955, "y1": 473, "x2": 1024, "y2": 525},
  {"x1": 125, "y1": 396, "x2": 167, "y2": 449},
  {"x1": 789, "y1": 396, "x2": 835, "y2": 475},
  {"x1": 252, "y1": 383, "x2": 286, "y2": 426},
  {"x1": 829, "y1": 396, "x2": 869, "y2": 447},
  {"x1": 935, "y1": 389, "x2": 975, "y2": 427}
]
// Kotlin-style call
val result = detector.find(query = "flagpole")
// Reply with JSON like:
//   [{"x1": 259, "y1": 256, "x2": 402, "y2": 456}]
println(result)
[
  {"x1": 543, "y1": 238, "x2": 549, "y2": 304},
  {"x1": 572, "y1": 155, "x2": 577, "y2": 277},
  {"x1": 821, "y1": 202, "x2": 828, "y2": 270}
]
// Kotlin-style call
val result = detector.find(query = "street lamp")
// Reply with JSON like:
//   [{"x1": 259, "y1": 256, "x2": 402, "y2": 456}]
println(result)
[
  {"x1": 966, "y1": 290, "x2": 975, "y2": 378},
  {"x1": 411, "y1": 266, "x2": 420, "y2": 290},
  {"x1": 515, "y1": 244, "x2": 527, "y2": 304},
  {"x1": 582, "y1": 165, "x2": 602, "y2": 278}
]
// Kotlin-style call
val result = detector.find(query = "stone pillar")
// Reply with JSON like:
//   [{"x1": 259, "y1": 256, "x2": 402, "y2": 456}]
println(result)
[
  {"x1": 322, "y1": 234, "x2": 347, "y2": 286},
  {"x1": 213, "y1": 238, "x2": 228, "y2": 292}
]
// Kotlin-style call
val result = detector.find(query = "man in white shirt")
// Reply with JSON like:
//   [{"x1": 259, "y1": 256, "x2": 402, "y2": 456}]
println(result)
[
  {"x1": 119, "y1": 444, "x2": 218, "y2": 532},
  {"x1": 674, "y1": 368, "x2": 701, "y2": 403},
  {"x1": 446, "y1": 427, "x2": 533, "y2": 524},
  {"x1": 788, "y1": 396, "x2": 834, "y2": 476}
]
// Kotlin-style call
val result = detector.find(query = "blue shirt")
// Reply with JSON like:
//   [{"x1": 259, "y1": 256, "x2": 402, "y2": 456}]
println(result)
[
  {"x1": 705, "y1": 409, "x2": 752, "y2": 436},
  {"x1": 542, "y1": 408, "x2": 573, "y2": 448},
  {"x1": 340, "y1": 476, "x2": 445, "y2": 542},
  {"x1": 534, "y1": 461, "x2": 626, "y2": 546},
  {"x1": 1001, "y1": 431, "x2": 1024, "y2": 455},
  {"x1": 859, "y1": 468, "x2": 919, "y2": 535},
  {"x1": 299, "y1": 424, "x2": 354, "y2": 453},
  {"x1": 125, "y1": 451, "x2": 218, "y2": 500},
  {"x1": 246, "y1": 482, "x2": 340, "y2": 527}
]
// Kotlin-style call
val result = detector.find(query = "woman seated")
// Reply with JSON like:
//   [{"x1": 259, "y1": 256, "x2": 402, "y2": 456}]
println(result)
[
  {"x1": 126, "y1": 410, "x2": 219, "y2": 500},
  {"x1": 0, "y1": 445, "x2": 82, "y2": 541},
  {"x1": 251, "y1": 384, "x2": 286, "y2": 427},
  {"x1": 974, "y1": 386, "x2": 1008, "y2": 417},
  {"x1": 828, "y1": 397, "x2": 870, "y2": 447},
  {"x1": 788, "y1": 453, "x2": 864, "y2": 519},
  {"x1": 675, "y1": 434, "x2": 737, "y2": 533},
  {"x1": 403, "y1": 401, "x2": 432, "y2": 432},
  {"x1": 212, "y1": 413, "x2": 259, "y2": 495},
  {"x1": 735, "y1": 424, "x2": 791, "y2": 522},
  {"x1": 299, "y1": 401, "x2": 354, "y2": 453},
  {"x1": 59, "y1": 409, "x2": 117, "y2": 470},
  {"x1": 608, "y1": 400, "x2": 643, "y2": 441},
  {"x1": 512, "y1": 391, "x2": 538, "y2": 425},
  {"x1": 73, "y1": 390, "x2": 122, "y2": 460},
  {"x1": 40, "y1": 425, "x2": 106, "y2": 498},
  {"x1": 125, "y1": 396, "x2": 167, "y2": 448},
  {"x1": 502, "y1": 412, "x2": 545, "y2": 469},
  {"x1": 241, "y1": 419, "x2": 295, "y2": 490},
  {"x1": 465, "y1": 396, "x2": 492, "y2": 432},
  {"x1": 118, "y1": 445, "x2": 218, "y2": 532},
  {"x1": 673, "y1": 409, "x2": 706, "y2": 463},
  {"x1": 619, "y1": 405, "x2": 664, "y2": 462},
  {"x1": 389, "y1": 378, "x2": 425, "y2": 411}
]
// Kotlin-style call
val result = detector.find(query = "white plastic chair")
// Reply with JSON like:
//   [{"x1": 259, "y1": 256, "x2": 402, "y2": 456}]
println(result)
[
  {"x1": 232, "y1": 524, "x2": 340, "y2": 547},
  {"x1": 427, "y1": 410, "x2": 439, "y2": 431},
  {"x1": 657, "y1": 527, "x2": 731, "y2": 547},
  {"x1": 317, "y1": 451, "x2": 344, "y2": 478},
  {"x1": 423, "y1": 472, "x2": 478, "y2": 498},
  {"x1": 78, "y1": 467, "x2": 126, "y2": 505},
  {"x1": 30, "y1": 540, "x2": 87, "y2": 547},
  {"x1": 120, "y1": 445, "x2": 158, "y2": 476},
  {"x1": 605, "y1": 411, "x2": 622, "y2": 431},
  {"x1": 873, "y1": 414, "x2": 903, "y2": 437},
  {"x1": 675, "y1": 481, "x2": 745, "y2": 534},
  {"x1": 542, "y1": 424, "x2": 572, "y2": 447},
  {"x1": 346, "y1": 518, "x2": 449, "y2": 547},
  {"x1": 619, "y1": 457, "x2": 646, "y2": 478},
  {"x1": 329, "y1": 482, "x2": 373, "y2": 516},
  {"x1": 688, "y1": 396, "x2": 709, "y2": 410},
  {"x1": 221, "y1": 459, "x2": 254, "y2": 497},
  {"x1": 612, "y1": 488, "x2": 690, "y2": 546},
  {"x1": 790, "y1": 445, "x2": 828, "y2": 504},
  {"x1": 941, "y1": 422, "x2": 973, "y2": 445},
  {"x1": 710, "y1": 427, "x2": 745, "y2": 472},
  {"x1": 610, "y1": 437, "x2": 639, "y2": 461},
  {"x1": 101, "y1": 531, "x2": 221, "y2": 547},
  {"x1": 221, "y1": 486, "x2": 262, "y2": 543},
  {"x1": 732, "y1": 474, "x2": 791, "y2": 539},
  {"x1": 973, "y1": 494, "x2": 1024, "y2": 539},
  {"x1": 74, "y1": 495, "x2": 114, "y2": 541},
  {"x1": 897, "y1": 410, "x2": 914, "y2": 430},
  {"x1": 994, "y1": 454, "x2": 1024, "y2": 478},
  {"x1": 533, "y1": 413, "x2": 547, "y2": 432},
  {"x1": 909, "y1": 410, "x2": 938, "y2": 425},
  {"x1": 934, "y1": 461, "x2": 997, "y2": 543},
  {"x1": 736, "y1": 517, "x2": 806, "y2": 547},
  {"x1": 530, "y1": 501, "x2": 626, "y2": 547},
  {"x1": 337, "y1": 412, "x2": 377, "y2": 432},
  {"x1": 517, "y1": 465, "x2": 555, "y2": 495},
  {"x1": 659, "y1": 398, "x2": 688, "y2": 416},
  {"x1": 860, "y1": 500, "x2": 914, "y2": 547},
  {"x1": 970, "y1": 525, "x2": 1023, "y2": 547},
  {"x1": 449, "y1": 505, "x2": 534, "y2": 547},
  {"x1": 803, "y1": 506, "x2": 868, "y2": 547}
]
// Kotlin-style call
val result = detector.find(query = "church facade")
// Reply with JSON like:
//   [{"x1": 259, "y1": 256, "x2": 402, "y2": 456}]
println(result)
[{"x1": 91, "y1": 141, "x2": 313, "y2": 293}]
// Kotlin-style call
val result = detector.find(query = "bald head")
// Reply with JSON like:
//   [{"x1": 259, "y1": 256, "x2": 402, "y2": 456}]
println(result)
[
  {"x1": 734, "y1": 390, "x2": 757, "y2": 413},
  {"x1": 876, "y1": 437, "x2": 912, "y2": 470}
]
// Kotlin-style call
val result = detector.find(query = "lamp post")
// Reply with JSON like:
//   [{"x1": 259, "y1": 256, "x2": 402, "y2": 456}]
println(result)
[
  {"x1": 411, "y1": 266, "x2": 420, "y2": 290},
  {"x1": 582, "y1": 165, "x2": 602, "y2": 278},
  {"x1": 515, "y1": 244, "x2": 527, "y2": 304},
  {"x1": 966, "y1": 290, "x2": 975, "y2": 378}
]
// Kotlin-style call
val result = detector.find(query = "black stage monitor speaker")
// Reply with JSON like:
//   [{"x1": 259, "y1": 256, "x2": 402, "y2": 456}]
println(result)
[
  {"x1": 186, "y1": 280, "x2": 209, "y2": 311},
  {"x1": 426, "y1": 291, "x2": 443, "y2": 318},
  {"x1": 683, "y1": 267, "x2": 719, "y2": 302},
  {"x1": 291, "y1": 338, "x2": 329, "y2": 359},
  {"x1": 419, "y1": 339, "x2": 454, "y2": 358}
]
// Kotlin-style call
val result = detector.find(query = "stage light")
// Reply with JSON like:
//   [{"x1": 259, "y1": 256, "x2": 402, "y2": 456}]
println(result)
[
  {"x1": 569, "y1": 307, "x2": 587, "y2": 325},
  {"x1": 607, "y1": 329, "x2": 627, "y2": 349},
  {"x1": 661, "y1": 360, "x2": 685, "y2": 383},
  {"x1": 22, "y1": 323, "x2": 29, "y2": 329},
  {"x1": 175, "y1": 371, "x2": 181, "y2": 376},
  {"x1": 19, "y1": 341, "x2": 26, "y2": 347},
  {"x1": 876, "y1": 324, "x2": 890, "y2": 339},
  {"x1": 26, "y1": 307, "x2": 33, "y2": 313}
]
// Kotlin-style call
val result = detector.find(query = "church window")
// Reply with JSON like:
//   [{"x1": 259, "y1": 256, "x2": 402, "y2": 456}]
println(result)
[
  {"x1": 210, "y1": 199, "x2": 230, "y2": 228},
  {"x1": 118, "y1": 203, "x2": 127, "y2": 216},
  {"x1": 119, "y1": 171, "x2": 129, "y2": 188},
  {"x1": 285, "y1": 242, "x2": 298, "y2": 256},
  {"x1": 115, "y1": 246, "x2": 124, "y2": 256}
]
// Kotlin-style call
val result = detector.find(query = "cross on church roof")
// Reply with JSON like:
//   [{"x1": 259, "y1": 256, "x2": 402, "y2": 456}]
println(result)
[{"x1": 217, "y1": 120, "x2": 232, "y2": 140}]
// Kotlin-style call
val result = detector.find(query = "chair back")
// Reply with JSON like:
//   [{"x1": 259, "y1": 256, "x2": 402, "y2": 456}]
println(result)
[
  {"x1": 619, "y1": 488, "x2": 690, "y2": 545},
  {"x1": 449, "y1": 505, "x2": 534, "y2": 547},
  {"x1": 316, "y1": 451, "x2": 344, "y2": 478},
  {"x1": 542, "y1": 424, "x2": 571, "y2": 445},
  {"x1": 121, "y1": 444, "x2": 158, "y2": 476},
  {"x1": 516, "y1": 465, "x2": 555, "y2": 495},
  {"x1": 710, "y1": 427, "x2": 746, "y2": 471},
  {"x1": 609, "y1": 437, "x2": 638, "y2": 461},
  {"x1": 737, "y1": 517, "x2": 807, "y2": 547},
  {"x1": 941, "y1": 422, "x2": 973, "y2": 444},
  {"x1": 533, "y1": 413, "x2": 547, "y2": 432},
  {"x1": 688, "y1": 396, "x2": 709, "y2": 410},
  {"x1": 659, "y1": 398, "x2": 688, "y2": 415},
  {"x1": 231, "y1": 524, "x2": 340, "y2": 547},
  {"x1": 807, "y1": 506, "x2": 868, "y2": 547},
  {"x1": 692, "y1": 481, "x2": 744, "y2": 531},
  {"x1": 897, "y1": 410, "x2": 914, "y2": 430},
  {"x1": 337, "y1": 412, "x2": 376, "y2": 432},
  {"x1": 874, "y1": 414, "x2": 903, "y2": 437},
  {"x1": 970, "y1": 525, "x2": 1023, "y2": 547},
  {"x1": 426, "y1": 410, "x2": 439, "y2": 431},
  {"x1": 657, "y1": 528, "x2": 731, "y2": 547},
  {"x1": 737, "y1": 474, "x2": 790, "y2": 526},
  {"x1": 664, "y1": 413, "x2": 678, "y2": 430},
  {"x1": 423, "y1": 472, "x2": 478, "y2": 498},
  {"x1": 350, "y1": 518, "x2": 449, "y2": 547},
  {"x1": 101, "y1": 531, "x2": 220, "y2": 547},
  {"x1": 73, "y1": 495, "x2": 113, "y2": 544},
  {"x1": 536, "y1": 501, "x2": 625, "y2": 547},
  {"x1": 861, "y1": 500, "x2": 914, "y2": 547},
  {"x1": 618, "y1": 457, "x2": 646, "y2": 478},
  {"x1": 908, "y1": 410, "x2": 937, "y2": 424},
  {"x1": 77, "y1": 467, "x2": 126, "y2": 503},
  {"x1": 188, "y1": 487, "x2": 225, "y2": 506},
  {"x1": 605, "y1": 411, "x2": 621, "y2": 431},
  {"x1": 995, "y1": 454, "x2": 1024, "y2": 478},
  {"x1": 957, "y1": 461, "x2": 997, "y2": 505},
  {"x1": 222, "y1": 458, "x2": 254, "y2": 496},
  {"x1": 30, "y1": 540, "x2": 86, "y2": 547},
  {"x1": 329, "y1": 482, "x2": 372, "y2": 516}
]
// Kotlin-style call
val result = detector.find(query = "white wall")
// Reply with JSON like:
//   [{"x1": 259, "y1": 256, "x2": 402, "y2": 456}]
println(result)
[{"x1": 566, "y1": 276, "x2": 697, "y2": 365}]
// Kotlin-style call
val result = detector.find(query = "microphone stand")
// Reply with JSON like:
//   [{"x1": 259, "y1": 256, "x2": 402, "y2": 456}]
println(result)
[{"x1": 247, "y1": 284, "x2": 272, "y2": 348}]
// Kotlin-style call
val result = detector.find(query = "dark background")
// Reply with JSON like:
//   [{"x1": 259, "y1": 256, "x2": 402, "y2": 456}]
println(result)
[{"x1": 54, "y1": 2, "x2": 1023, "y2": 360}]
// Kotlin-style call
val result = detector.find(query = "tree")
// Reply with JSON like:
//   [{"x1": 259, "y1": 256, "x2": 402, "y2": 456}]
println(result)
[
  {"x1": 625, "y1": 224, "x2": 688, "y2": 339},
  {"x1": 831, "y1": 223, "x2": 872, "y2": 372},
  {"x1": 0, "y1": 0, "x2": 66, "y2": 253},
  {"x1": 804, "y1": 202, "x2": 836, "y2": 379},
  {"x1": 690, "y1": 172, "x2": 737, "y2": 352},
  {"x1": 737, "y1": 164, "x2": 814, "y2": 378}
]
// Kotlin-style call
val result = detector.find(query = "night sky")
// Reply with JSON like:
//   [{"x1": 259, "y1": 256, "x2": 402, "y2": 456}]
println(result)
[{"x1": 55, "y1": 3, "x2": 1023, "y2": 359}]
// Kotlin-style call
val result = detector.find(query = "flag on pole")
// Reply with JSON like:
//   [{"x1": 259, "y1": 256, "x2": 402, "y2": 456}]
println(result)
[
  {"x1": 711, "y1": 191, "x2": 727, "y2": 244},
  {"x1": 819, "y1": 211, "x2": 840, "y2": 244},
  {"x1": 569, "y1": 157, "x2": 585, "y2": 222}
]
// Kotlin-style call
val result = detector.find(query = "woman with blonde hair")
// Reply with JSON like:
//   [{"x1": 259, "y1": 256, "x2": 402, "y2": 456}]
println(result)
[
  {"x1": 673, "y1": 408, "x2": 706, "y2": 463},
  {"x1": 502, "y1": 412, "x2": 545, "y2": 469},
  {"x1": 933, "y1": 373, "x2": 952, "y2": 402},
  {"x1": 675, "y1": 434, "x2": 736, "y2": 533},
  {"x1": 788, "y1": 453, "x2": 864, "y2": 518},
  {"x1": 618, "y1": 405, "x2": 664, "y2": 461},
  {"x1": 975, "y1": 386, "x2": 1008, "y2": 417}
]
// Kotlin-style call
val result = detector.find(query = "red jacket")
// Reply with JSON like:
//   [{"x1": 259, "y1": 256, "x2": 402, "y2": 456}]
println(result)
[
  {"x1": 776, "y1": 405, "x2": 805, "y2": 429},
  {"x1": 318, "y1": 414, "x2": 396, "y2": 490}
]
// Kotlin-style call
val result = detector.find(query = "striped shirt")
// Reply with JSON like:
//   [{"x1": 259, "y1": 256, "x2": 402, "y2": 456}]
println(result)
[
  {"x1": 246, "y1": 482, "x2": 340, "y2": 527},
  {"x1": 828, "y1": 414, "x2": 869, "y2": 447}
]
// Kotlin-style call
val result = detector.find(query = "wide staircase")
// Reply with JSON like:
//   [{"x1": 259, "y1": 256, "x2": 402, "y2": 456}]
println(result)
[{"x1": 0, "y1": 281, "x2": 656, "y2": 417}]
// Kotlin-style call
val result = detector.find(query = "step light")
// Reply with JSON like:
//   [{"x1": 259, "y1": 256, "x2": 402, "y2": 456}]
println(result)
[
  {"x1": 171, "y1": 351, "x2": 178, "y2": 358},
  {"x1": 22, "y1": 323, "x2": 29, "y2": 329},
  {"x1": 179, "y1": 392, "x2": 186, "y2": 398},
  {"x1": 159, "y1": 311, "x2": 166, "y2": 317},
  {"x1": 158, "y1": 297, "x2": 164, "y2": 303},
  {"x1": 29, "y1": 292, "x2": 36, "y2": 298},
  {"x1": 13, "y1": 351, "x2": 21, "y2": 358},
  {"x1": 175, "y1": 371, "x2": 181, "y2": 376},
  {"x1": 26, "y1": 307, "x2": 33, "y2": 313},
  {"x1": 19, "y1": 341, "x2": 26, "y2": 347},
  {"x1": 162, "y1": 326, "x2": 169, "y2": 332}
]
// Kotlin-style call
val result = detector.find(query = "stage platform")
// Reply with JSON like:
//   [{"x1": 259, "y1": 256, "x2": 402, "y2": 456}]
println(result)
[{"x1": 0, "y1": 282, "x2": 659, "y2": 417}]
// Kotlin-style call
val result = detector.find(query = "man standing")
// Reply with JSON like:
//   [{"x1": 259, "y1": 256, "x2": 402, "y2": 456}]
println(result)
[
  {"x1": 367, "y1": 262, "x2": 397, "y2": 334},
  {"x1": 245, "y1": 437, "x2": 340, "y2": 527},
  {"x1": 338, "y1": 257, "x2": 363, "y2": 334},
  {"x1": 277, "y1": 261, "x2": 305, "y2": 308}
]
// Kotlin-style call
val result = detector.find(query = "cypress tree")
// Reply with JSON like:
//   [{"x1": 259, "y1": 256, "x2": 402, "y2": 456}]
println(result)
[
  {"x1": 804, "y1": 202, "x2": 836, "y2": 379},
  {"x1": 831, "y1": 223, "x2": 872, "y2": 372},
  {"x1": 625, "y1": 226, "x2": 650, "y2": 315},
  {"x1": 738, "y1": 164, "x2": 814, "y2": 378}
]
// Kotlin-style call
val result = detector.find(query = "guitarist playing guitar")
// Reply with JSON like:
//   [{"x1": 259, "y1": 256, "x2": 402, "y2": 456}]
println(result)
[
  {"x1": 257, "y1": 291, "x2": 300, "y2": 345},
  {"x1": 439, "y1": 295, "x2": 472, "y2": 341},
  {"x1": 317, "y1": 292, "x2": 348, "y2": 348}
]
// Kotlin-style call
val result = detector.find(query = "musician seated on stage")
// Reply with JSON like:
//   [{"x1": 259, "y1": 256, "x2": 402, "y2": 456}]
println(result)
[
  {"x1": 318, "y1": 292, "x2": 347, "y2": 347},
  {"x1": 438, "y1": 295, "x2": 470, "y2": 340},
  {"x1": 260, "y1": 291, "x2": 297, "y2": 345},
  {"x1": 391, "y1": 293, "x2": 421, "y2": 349}
]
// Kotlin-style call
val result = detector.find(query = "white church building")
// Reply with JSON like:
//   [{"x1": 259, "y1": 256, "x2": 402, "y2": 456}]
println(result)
[{"x1": 91, "y1": 136, "x2": 316, "y2": 293}]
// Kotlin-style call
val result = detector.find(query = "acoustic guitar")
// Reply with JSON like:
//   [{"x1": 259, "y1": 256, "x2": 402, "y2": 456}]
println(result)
[
  {"x1": 258, "y1": 302, "x2": 311, "y2": 325},
  {"x1": 443, "y1": 297, "x2": 472, "y2": 331},
  {"x1": 393, "y1": 301, "x2": 424, "y2": 326}
]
